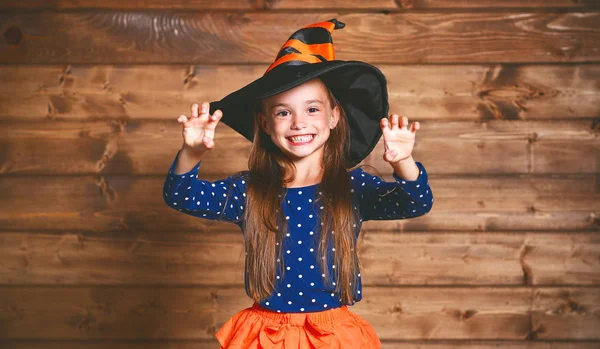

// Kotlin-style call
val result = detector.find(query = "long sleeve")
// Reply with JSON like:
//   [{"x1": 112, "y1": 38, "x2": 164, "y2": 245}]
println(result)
[
  {"x1": 162, "y1": 150, "x2": 248, "y2": 225},
  {"x1": 354, "y1": 161, "x2": 433, "y2": 221}
]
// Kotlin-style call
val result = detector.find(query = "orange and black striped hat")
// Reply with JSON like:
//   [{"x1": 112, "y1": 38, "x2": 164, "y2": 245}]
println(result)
[{"x1": 209, "y1": 18, "x2": 388, "y2": 168}]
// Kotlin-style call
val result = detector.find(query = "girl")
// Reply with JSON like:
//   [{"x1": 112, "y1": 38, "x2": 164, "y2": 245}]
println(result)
[{"x1": 164, "y1": 19, "x2": 433, "y2": 349}]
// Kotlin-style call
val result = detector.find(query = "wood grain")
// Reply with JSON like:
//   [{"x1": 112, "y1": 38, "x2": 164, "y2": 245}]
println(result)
[
  {"x1": 0, "y1": 174, "x2": 597, "y2": 232},
  {"x1": 0, "y1": 0, "x2": 597, "y2": 10},
  {"x1": 1, "y1": 12, "x2": 598, "y2": 64},
  {"x1": 2, "y1": 341, "x2": 600, "y2": 349},
  {"x1": 0, "y1": 286, "x2": 597, "y2": 340},
  {"x1": 0, "y1": 231, "x2": 598, "y2": 286},
  {"x1": 1, "y1": 64, "x2": 598, "y2": 121},
  {"x1": 0, "y1": 119, "x2": 598, "y2": 175}
]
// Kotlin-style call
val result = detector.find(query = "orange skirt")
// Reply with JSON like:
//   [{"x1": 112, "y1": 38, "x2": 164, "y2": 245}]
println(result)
[{"x1": 216, "y1": 302, "x2": 381, "y2": 348}]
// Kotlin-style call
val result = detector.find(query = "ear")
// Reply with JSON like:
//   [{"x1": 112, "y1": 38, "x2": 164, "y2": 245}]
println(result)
[
  {"x1": 257, "y1": 111, "x2": 270, "y2": 135},
  {"x1": 330, "y1": 105, "x2": 340, "y2": 129}
]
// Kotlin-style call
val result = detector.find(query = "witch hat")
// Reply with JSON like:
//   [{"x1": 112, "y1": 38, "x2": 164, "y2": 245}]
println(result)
[{"x1": 209, "y1": 18, "x2": 388, "y2": 168}]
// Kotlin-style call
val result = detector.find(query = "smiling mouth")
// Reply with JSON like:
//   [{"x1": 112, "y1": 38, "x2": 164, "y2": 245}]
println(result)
[{"x1": 287, "y1": 134, "x2": 315, "y2": 144}]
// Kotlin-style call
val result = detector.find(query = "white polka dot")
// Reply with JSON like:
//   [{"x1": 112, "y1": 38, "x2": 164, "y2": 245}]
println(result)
[
  {"x1": 324, "y1": 304, "x2": 328, "y2": 308},
  {"x1": 309, "y1": 214, "x2": 313, "y2": 218},
  {"x1": 288, "y1": 301, "x2": 292, "y2": 305},
  {"x1": 287, "y1": 284, "x2": 291, "y2": 288},
  {"x1": 300, "y1": 308, "x2": 305, "y2": 311},
  {"x1": 299, "y1": 292, "x2": 303, "y2": 296},
  {"x1": 286, "y1": 250, "x2": 291, "y2": 254},
  {"x1": 332, "y1": 248, "x2": 335, "y2": 251},
  {"x1": 277, "y1": 293, "x2": 281, "y2": 296},
  {"x1": 310, "y1": 248, "x2": 314, "y2": 252},
  {"x1": 266, "y1": 302, "x2": 269, "y2": 305},
  {"x1": 312, "y1": 299, "x2": 316, "y2": 303},
  {"x1": 310, "y1": 265, "x2": 314, "y2": 269},
  {"x1": 309, "y1": 231, "x2": 314, "y2": 235},
  {"x1": 298, "y1": 191, "x2": 302, "y2": 195},
  {"x1": 358, "y1": 290, "x2": 361, "y2": 294},
  {"x1": 287, "y1": 266, "x2": 291, "y2": 270},
  {"x1": 322, "y1": 273, "x2": 326, "y2": 277},
  {"x1": 331, "y1": 293, "x2": 334, "y2": 297},
  {"x1": 298, "y1": 240, "x2": 302, "y2": 244},
  {"x1": 298, "y1": 274, "x2": 302, "y2": 278},
  {"x1": 310, "y1": 282, "x2": 314, "y2": 286},
  {"x1": 298, "y1": 257, "x2": 302, "y2": 261},
  {"x1": 297, "y1": 223, "x2": 302, "y2": 227}
]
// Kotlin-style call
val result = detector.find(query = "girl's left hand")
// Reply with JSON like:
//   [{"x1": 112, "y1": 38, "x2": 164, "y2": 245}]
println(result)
[{"x1": 380, "y1": 114, "x2": 420, "y2": 164}]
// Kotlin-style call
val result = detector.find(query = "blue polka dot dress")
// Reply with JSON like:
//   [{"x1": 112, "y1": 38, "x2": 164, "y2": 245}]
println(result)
[{"x1": 163, "y1": 151, "x2": 434, "y2": 313}]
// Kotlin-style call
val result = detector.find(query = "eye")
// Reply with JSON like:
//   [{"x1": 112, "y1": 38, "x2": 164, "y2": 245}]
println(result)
[
  {"x1": 276, "y1": 110, "x2": 290, "y2": 117},
  {"x1": 308, "y1": 107, "x2": 320, "y2": 113}
]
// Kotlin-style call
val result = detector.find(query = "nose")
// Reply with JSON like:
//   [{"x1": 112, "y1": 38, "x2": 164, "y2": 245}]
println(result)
[{"x1": 291, "y1": 113, "x2": 307, "y2": 130}]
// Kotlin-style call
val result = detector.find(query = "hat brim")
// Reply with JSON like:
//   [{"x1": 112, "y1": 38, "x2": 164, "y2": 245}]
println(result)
[{"x1": 209, "y1": 61, "x2": 388, "y2": 168}]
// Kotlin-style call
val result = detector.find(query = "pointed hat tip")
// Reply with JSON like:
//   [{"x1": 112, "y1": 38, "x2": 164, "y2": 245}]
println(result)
[{"x1": 329, "y1": 18, "x2": 346, "y2": 30}]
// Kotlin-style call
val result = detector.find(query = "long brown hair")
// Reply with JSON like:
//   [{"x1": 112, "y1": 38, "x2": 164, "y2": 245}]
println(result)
[{"x1": 242, "y1": 78, "x2": 361, "y2": 305}]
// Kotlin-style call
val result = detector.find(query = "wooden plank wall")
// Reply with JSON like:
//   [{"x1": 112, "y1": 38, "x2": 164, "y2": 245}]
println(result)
[{"x1": 0, "y1": 0, "x2": 599, "y2": 348}]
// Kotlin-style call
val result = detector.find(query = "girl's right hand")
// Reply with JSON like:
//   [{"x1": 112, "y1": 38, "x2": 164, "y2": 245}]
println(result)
[{"x1": 178, "y1": 102, "x2": 223, "y2": 155}]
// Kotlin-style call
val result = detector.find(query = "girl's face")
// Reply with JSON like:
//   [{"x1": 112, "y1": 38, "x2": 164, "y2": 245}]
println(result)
[{"x1": 258, "y1": 79, "x2": 340, "y2": 166}]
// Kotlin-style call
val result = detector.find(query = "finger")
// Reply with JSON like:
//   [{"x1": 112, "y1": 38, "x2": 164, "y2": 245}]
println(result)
[
  {"x1": 200, "y1": 102, "x2": 209, "y2": 117},
  {"x1": 411, "y1": 121, "x2": 420, "y2": 132},
  {"x1": 178, "y1": 114, "x2": 189, "y2": 123},
  {"x1": 380, "y1": 117, "x2": 389, "y2": 130},
  {"x1": 203, "y1": 136, "x2": 215, "y2": 149},
  {"x1": 191, "y1": 103, "x2": 199, "y2": 118},
  {"x1": 203, "y1": 110, "x2": 222, "y2": 142},
  {"x1": 391, "y1": 114, "x2": 399, "y2": 129},
  {"x1": 400, "y1": 116, "x2": 408, "y2": 129},
  {"x1": 205, "y1": 110, "x2": 223, "y2": 130}
]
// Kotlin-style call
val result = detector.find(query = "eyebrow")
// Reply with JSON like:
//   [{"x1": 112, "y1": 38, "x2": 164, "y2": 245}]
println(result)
[{"x1": 270, "y1": 100, "x2": 324, "y2": 110}]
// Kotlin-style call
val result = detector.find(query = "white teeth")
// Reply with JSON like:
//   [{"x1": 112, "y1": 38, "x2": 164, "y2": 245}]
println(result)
[{"x1": 289, "y1": 135, "x2": 314, "y2": 143}]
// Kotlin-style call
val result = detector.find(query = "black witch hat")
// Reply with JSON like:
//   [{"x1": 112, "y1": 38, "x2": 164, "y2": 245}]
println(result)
[{"x1": 209, "y1": 19, "x2": 388, "y2": 167}]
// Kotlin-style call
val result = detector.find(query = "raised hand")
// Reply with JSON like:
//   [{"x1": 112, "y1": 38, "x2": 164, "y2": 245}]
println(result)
[
  {"x1": 178, "y1": 102, "x2": 223, "y2": 155},
  {"x1": 380, "y1": 114, "x2": 420, "y2": 164}
]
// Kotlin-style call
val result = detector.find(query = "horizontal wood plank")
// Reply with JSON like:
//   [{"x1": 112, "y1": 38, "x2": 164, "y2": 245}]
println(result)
[
  {"x1": 0, "y1": 286, "x2": 597, "y2": 340},
  {"x1": 2, "y1": 341, "x2": 600, "y2": 349},
  {"x1": 0, "y1": 0, "x2": 597, "y2": 10},
  {"x1": 532, "y1": 288, "x2": 600, "y2": 340},
  {"x1": 0, "y1": 120, "x2": 597, "y2": 175},
  {"x1": 1, "y1": 12, "x2": 598, "y2": 64},
  {"x1": 1, "y1": 64, "x2": 598, "y2": 121},
  {"x1": 0, "y1": 231, "x2": 598, "y2": 286},
  {"x1": 0, "y1": 175, "x2": 597, "y2": 232}
]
